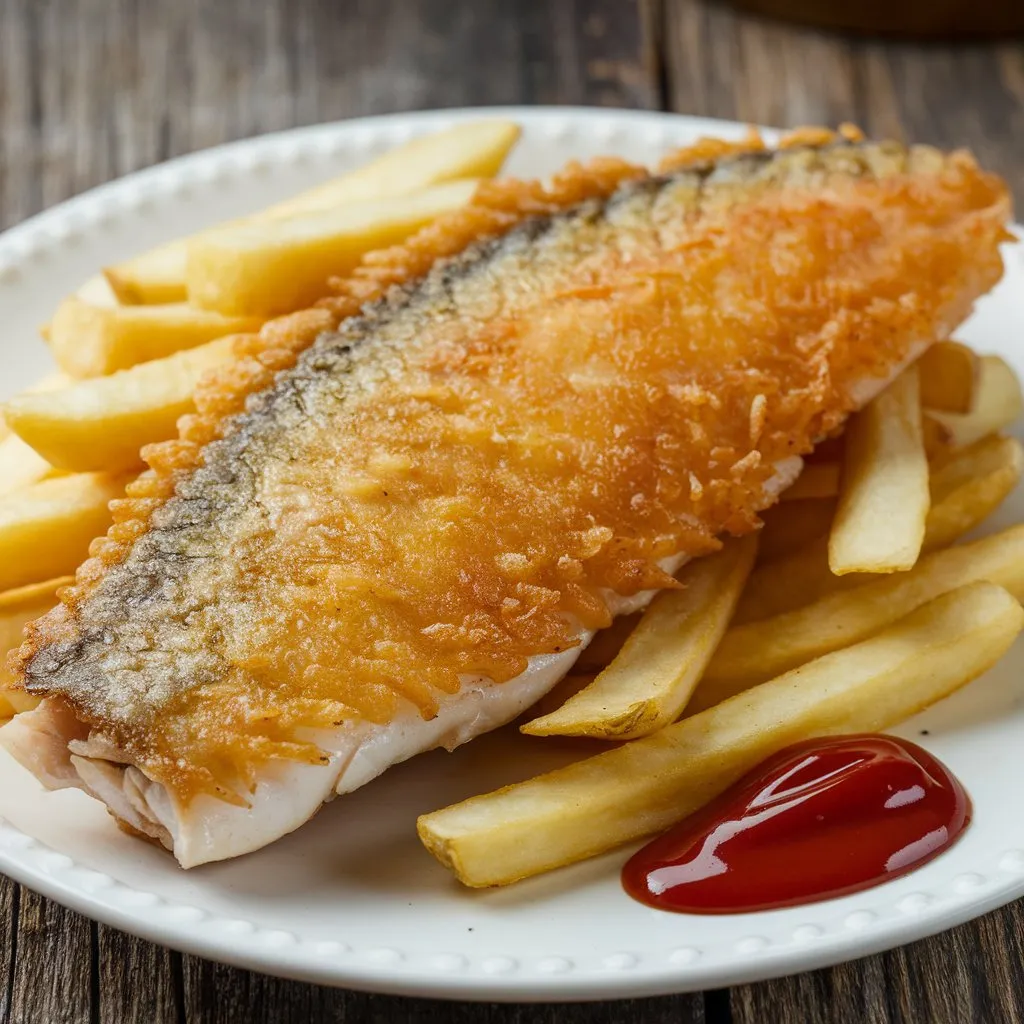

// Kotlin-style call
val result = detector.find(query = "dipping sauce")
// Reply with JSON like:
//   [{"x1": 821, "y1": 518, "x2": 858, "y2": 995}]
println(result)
[{"x1": 622, "y1": 735, "x2": 970, "y2": 914}]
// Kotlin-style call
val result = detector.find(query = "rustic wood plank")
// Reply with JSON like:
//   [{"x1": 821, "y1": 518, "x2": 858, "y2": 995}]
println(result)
[
  {"x1": 7, "y1": 891, "x2": 92, "y2": 1024},
  {"x1": 0, "y1": 874, "x2": 17, "y2": 1023},
  {"x1": 95, "y1": 925, "x2": 181, "y2": 1024},
  {"x1": 731, "y1": 902, "x2": 1024, "y2": 1024},
  {"x1": 180, "y1": 956, "x2": 315, "y2": 1024},
  {"x1": 855, "y1": 41, "x2": 1024, "y2": 202},
  {"x1": 0, "y1": 0, "x2": 659, "y2": 232},
  {"x1": 662, "y1": 0, "x2": 1024, "y2": 199},
  {"x1": 182, "y1": 954, "x2": 707, "y2": 1024}
]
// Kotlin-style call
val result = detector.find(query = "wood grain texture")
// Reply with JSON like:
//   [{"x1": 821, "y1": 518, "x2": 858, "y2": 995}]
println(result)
[
  {"x1": 730, "y1": 903, "x2": 1024, "y2": 1024},
  {"x1": 0, "y1": 876, "x2": 15, "y2": 1023},
  {"x1": 181, "y1": 956, "x2": 707, "y2": 1024},
  {"x1": 1, "y1": 0, "x2": 1024, "y2": 1021},
  {"x1": 0, "y1": 0, "x2": 658, "y2": 232},
  {"x1": 663, "y1": 0, "x2": 1024, "y2": 201},
  {"x1": 7, "y1": 890, "x2": 92, "y2": 1024},
  {"x1": 95, "y1": 925, "x2": 181, "y2": 1024}
]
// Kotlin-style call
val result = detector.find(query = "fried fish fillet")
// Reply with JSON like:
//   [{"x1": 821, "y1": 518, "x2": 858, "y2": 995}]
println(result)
[{"x1": 2, "y1": 129, "x2": 1010, "y2": 866}]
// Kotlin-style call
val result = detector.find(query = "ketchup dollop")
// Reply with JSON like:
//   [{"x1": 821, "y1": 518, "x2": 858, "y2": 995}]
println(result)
[{"x1": 622, "y1": 734, "x2": 970, "y2": 914}]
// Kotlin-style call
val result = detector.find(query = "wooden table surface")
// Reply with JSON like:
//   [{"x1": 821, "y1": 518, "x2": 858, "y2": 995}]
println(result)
[{"x1": 1, "y1": 1, "x2": 1023, "y2": 1021}]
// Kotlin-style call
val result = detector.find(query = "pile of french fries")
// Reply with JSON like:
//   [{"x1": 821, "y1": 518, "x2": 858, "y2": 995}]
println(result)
[
  {"x1": 418, "y1": 343, "x2": 1024, "y2": 887},
  {"x1": 0, "y1": 121, "x2": 522, "y2": 718}
]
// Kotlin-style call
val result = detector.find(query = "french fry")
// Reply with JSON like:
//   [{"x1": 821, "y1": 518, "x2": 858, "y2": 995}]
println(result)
[
  {"x1": 419, "y1": 583, "x2": 1022, "y2": 887},
  {"x1": 0, "y1": 577, "x2": 72, "y2": 717},
  {"x1": 41, "y1": 274, "x2": 120, "y2": 346},
  {"x1": 734, "y1": 434, "x2": 1024, "y2": 624},
  {"x1": 0, "y1": 435, "x2": 59, "y2": 496},
  {"x1": 698, "y1": 524, "x2": 1024, "y2": 702},
  {"x1": 104, "y1": 244, "x2": 191, "y2": 305},
  {"x1": 756, "y1": 498, "x2": 835, "y2": 564},
  {"x1": 46, "y1": 296, "x2": 260, "y2": 378},
  {"x1": 523, "y1": 674, "x2": 597, "y2": 721},
  {"x1": 926, "y1": 434, "x2": 1024, "y2": 547},
  {"x1": 919, "y1": 340, "x2": 980, "y2": 414},
  {"x1": 4, "y1": 336, "x2": 238, "y2": 474},
  {"x1": 829, "y1": 366, "x2": 929, "y2": 574},
  {"x1": 733, "y1": 536, "x2": 834, "y2": 625},
  {"x1": 267, "y1": 120, "x2": 519, "y2": 217},
  {"x1": 0, "y1": 372, "x2": 69, "y2": 445},
  {"x1": 522, "y1": 537, "x2": 757, "y2": 740},
  {"x1": 0, "y1": 473, "x2": 128, "y2": 592},
  {"x1": 779, "y1": 461, "x2": 839, "y2": 501},
  {"x1": 105, "y1": 121, "x2": 521, "y2": 305},
  {"x1": 75, "y1": 273, "x2": 119, "y2": 308},
  {"x1": 925, "y1": 356, "x2": 1023, "y2": 457},
  {"x1": 187, "y1": 178, "x2": 480, "y2": 317}
]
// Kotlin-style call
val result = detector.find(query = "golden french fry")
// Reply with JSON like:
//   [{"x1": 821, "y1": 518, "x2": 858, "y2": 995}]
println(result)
[
  {"x1": 46, "y1": 297, "x2": 260, "y2": 378},
  {"x1": 522, "y1": 537, "x2": 757, "y2": 740},
  {"x1": 524, "y1": 674, "x2": 597, "y2": 722},
  {"x1": 780, "y1": 461, "x2": 839, "y2": 501},
  {"x1": 699, "y1": 524, "x2": 1024, "y2": 702},
  {"x1": 419, "y1": 582, "x2": 1022, "y2": 887},
  {"x1": 734, "y1": 434, "x2": 1024, "y2": 624},
  {"x1": 0, "y1": 371, "x2": 70, "y2": 446},
  {"x1": 39, "y1": 275, "x2": 121, "y2": 347},
  {"x1": 269, "y1": 121, "x2": 520, "y2": 217},
  {"x1": 829, "y1": 366, "x2": 929, "y2": 574},
  {"x1": 105, "y1": 121, "x2": 521, "y2": 305},
  {"x1": 0, "y1": 473, "x2": 128, "y2": 592},
  {"x1": 756, "y1": 498, "x2": 835, "y2": 565},
  {"x1": 925, "y1": 356, "x2": 1023, "y2": 457},
  {"x1": 0, "y1": 435, "x2": 59, "y2": 496},
  {"x1": 733, "y1": 536, "x2": 833, "y2": 624},
  {"x1": 4, "y1": 336, "x2": 238, "y2": 474},
  {"x1": 0, "y1": 577, "x2": 72, "y2": 717},
  {"x1": 104, "y1": 246, "x2": 190, "y2": 305},
  {"x1": 75, "y1": 273, "x2": 119, "y2": 308},
  {"x1": 186, "y1": 179, "x2": 479, "y2": 317},
  {"x1": 926, "y1": 434, "x2": 1024, "y2": 547},
  {"x1": 918, "y1": 340, "x2": 980, "y2": 414},
  {"x1": 573, "y1": 614, "x2": 640, "y2": 674}
]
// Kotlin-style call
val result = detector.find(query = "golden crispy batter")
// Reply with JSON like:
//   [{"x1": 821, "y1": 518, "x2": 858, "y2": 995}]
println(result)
[{"x1": 13, "y1": 130, "x2": 1011, "y2": 802}]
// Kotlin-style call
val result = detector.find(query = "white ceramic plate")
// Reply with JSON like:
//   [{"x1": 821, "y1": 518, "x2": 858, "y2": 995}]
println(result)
[{"x1": 1, "y1": 107, "x2": 1022, "y2": 1003}]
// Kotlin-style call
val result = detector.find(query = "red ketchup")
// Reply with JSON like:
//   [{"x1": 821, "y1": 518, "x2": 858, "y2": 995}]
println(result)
[{"x1": 622, "y1": 734, "x2": 970, "y2": 914}]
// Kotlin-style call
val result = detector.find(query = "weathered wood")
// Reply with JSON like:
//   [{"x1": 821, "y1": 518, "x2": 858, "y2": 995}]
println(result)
[
  {"x1": 663, "y1": 0, "x2": 1024, "y2": 200},
  {"x1": 0, "y1": 874, "x2": 16, "y2": 1023},
  {"x1": 182, "y1": 954, "x2": 708, "y2": 1024},
  {"x1": 95, "y1": 925, "x2": 181, "y2": 1024},
  {"x1": 731, "y1": 904, "x2": 1024, "y2": 1024},
  {"x1": 7, "y1": 891, "x2": 92, "y2": 1024},
  {"x1": 0, "y1": 0, "x2": 658, "y2": 232},
  {"x1": 180, "y1": 956, "x2": 317, "y2": 1024}
]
